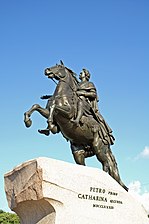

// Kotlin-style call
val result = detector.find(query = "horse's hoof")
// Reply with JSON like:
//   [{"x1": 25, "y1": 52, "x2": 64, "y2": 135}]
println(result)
[
  {"x1": 38, "y1": 129, "x2": 50, "y2": 136},
  {"x1": 24, "y1": 118, "x2": 32, "y2": 128},
  {"x1": 51, "y1": 125, "x2": 59, "y2": 134}
]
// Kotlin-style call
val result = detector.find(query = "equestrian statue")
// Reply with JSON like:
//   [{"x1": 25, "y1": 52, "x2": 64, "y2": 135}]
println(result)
[{"x1": 24, "y1": 61, "x2": 128, "y2": 191}]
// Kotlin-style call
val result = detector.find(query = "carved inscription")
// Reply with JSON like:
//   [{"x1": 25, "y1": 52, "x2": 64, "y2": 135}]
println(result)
[{"x1": 78, "y1": 187, "x2": 123, "y2": 209}]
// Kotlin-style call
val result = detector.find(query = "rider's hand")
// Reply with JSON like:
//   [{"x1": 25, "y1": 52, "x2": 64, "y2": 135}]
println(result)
[{"x1": 77, "y1": 91, "x2": 85, "y2": 96}]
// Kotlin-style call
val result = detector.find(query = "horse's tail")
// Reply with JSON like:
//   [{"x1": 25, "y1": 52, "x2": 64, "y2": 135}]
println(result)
[{"x1": 107, "y1": 147, "x2": 128, "y2": 191}]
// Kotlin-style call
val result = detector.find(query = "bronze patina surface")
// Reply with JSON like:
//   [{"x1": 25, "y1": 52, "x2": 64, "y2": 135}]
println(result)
[{"x1": 24, "y1": 61, "x2": 128, "y2": 191}]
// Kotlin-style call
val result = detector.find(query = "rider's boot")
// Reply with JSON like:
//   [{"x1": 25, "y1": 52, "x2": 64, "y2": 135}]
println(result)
[
  {"x1": 71, "y1": 118, "x2": 80, "y2": 126},
  {"x1": 71, "y1": 104, "x2": 83, "y2": 126}
]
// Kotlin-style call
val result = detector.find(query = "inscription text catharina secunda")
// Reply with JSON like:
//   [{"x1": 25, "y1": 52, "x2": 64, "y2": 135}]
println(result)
[{"x1": 78, "y1": 187, "x2": 123, "y2": 209}]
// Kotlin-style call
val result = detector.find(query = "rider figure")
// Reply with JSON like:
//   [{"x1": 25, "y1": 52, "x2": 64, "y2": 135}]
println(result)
[
  {"x1": 72, "y1": 68, "x2": 115, "y2": 145},
  {"x1": 72, "y1": 68, "x2": 98, "y2": 125}
]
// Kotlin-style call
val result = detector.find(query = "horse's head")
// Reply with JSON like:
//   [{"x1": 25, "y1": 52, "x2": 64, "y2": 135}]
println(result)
[
  {"x1": 45, "y1": 61, "x2": 79, "y2": 84},
  {"x1": 45, "y1": 61, "x2": 67, "y2": 80}
]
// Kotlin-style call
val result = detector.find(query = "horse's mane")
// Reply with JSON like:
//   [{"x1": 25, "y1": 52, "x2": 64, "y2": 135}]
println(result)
[{"x1": 65, "y1": 66, "x2": 79, "y2": 85}]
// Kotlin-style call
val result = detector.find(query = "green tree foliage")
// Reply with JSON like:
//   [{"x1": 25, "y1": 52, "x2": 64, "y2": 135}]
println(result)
[{"x1": 0, "y1": 210, "x2": 20, "y2": 224}]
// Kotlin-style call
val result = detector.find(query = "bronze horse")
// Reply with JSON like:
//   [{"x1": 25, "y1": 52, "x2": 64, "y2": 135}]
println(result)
[{"x1": 24, "y1": 62, "x2": 128, "y2": 191}]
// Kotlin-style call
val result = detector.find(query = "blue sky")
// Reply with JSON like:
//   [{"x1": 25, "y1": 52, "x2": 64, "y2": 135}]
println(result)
[{"x1": 0, "y1": 0, "x2": 149, "y2": 212}]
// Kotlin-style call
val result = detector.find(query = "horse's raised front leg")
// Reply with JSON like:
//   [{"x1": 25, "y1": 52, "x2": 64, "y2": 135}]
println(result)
[{"x1": 24, "y1": 104, "x2": 49, "y2": 128}]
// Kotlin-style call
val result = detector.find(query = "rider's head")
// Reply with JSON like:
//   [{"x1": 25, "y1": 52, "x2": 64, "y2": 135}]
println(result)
[{"x1": 79, "y1": 69, "x2": 90, "y2": 81}]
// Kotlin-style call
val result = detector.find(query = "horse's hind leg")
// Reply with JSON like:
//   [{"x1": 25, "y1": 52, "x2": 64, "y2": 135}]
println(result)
[
  {"x1": 24, "y1": 104, "x2": 49, "y2": 127},
  {"x1": 73, "y1": 150, "x2": 86, "y2": 166},
  {"x1": 71, "y1": 143, "x2": 86, "y2": 166}
]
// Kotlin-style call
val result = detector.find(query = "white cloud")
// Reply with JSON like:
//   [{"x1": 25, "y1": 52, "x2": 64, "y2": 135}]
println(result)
[
  {"x1": 135, "y1": 146, "x2": 149, "y2": 160},
  {"x1": 129, "y1": 180, "x2": 141, "y2": 194},
  {"x1": 128, "y1": 180, "x2": 149, "y2": 214},
  {"x1": 140, "y1": 146, "x2": 149, "y2": 158}
]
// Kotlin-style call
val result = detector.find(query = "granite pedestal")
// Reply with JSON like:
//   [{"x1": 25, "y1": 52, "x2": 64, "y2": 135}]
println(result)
[{"x1": 4, "y1": 157, "x2": 149, "y2": 224}]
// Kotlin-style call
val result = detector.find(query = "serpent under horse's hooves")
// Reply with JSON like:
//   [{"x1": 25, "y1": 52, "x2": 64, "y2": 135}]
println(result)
[{"x1": 24, "y1": 62, "x2": 128, "y2": 191}]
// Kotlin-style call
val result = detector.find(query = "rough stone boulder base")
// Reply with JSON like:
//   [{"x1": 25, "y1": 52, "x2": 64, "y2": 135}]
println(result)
[{"x1": 4, "y1": 157, "x2": 149, "y2": 224}]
